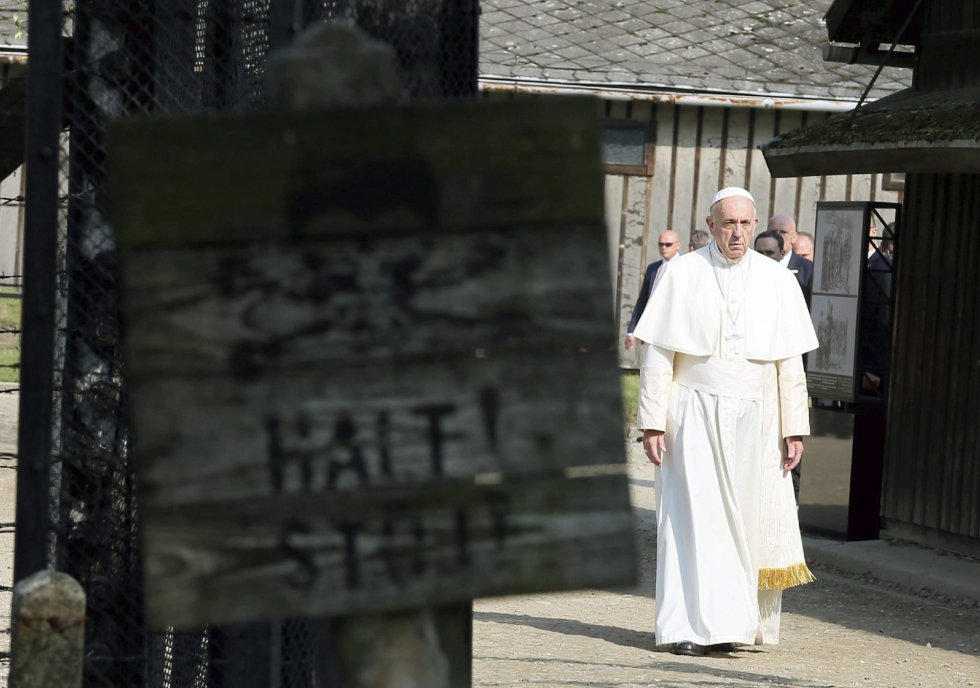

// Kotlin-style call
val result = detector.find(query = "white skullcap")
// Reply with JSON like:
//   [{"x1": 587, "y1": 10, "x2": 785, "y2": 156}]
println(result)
[{"x1": 710, "y1": 187, "x2": 755, "y2": 207}]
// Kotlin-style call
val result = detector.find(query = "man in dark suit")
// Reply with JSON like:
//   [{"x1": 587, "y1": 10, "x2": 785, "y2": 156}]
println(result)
[
  {"x1": 768, "y1": 215, "x2": 813, "y2": 503},
  {"x1": 624, "y1": 230, "x2": 680, "y2": 351},
  {"x1": 769, "y1": 213, "x2": 813, "y2": 305},
  {"x1": 861, "y1": 235, "x2": 895, "y2": 398},
  {"x1": 754, "y1": 230, "x2": 784, "y2": 261}
]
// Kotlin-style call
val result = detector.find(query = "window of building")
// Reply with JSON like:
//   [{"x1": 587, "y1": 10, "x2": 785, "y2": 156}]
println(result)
[{"x1": 601, "y1": 120, "x2": 655, "y2": 176}]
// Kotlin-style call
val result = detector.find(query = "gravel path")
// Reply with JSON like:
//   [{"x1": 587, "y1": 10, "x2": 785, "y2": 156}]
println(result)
[{"x1": 473, "y1": 444, "x2": 980, "y2": 688}]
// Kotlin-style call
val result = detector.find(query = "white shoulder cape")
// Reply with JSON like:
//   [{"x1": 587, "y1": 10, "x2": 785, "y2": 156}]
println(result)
[{"x1": 632, "y1": 245, "x2": 818, "y2": 361}]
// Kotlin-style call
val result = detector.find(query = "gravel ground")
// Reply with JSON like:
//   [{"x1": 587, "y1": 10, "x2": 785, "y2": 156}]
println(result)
[{"x1": 473, "y1": 439, "x2": 980, "y2": 688}]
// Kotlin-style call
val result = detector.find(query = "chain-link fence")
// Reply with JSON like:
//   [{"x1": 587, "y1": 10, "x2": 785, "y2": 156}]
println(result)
[
  {"x1": 15, "y1": 1, "x2": 478, "y2": 686},
  {"x1": 0, "y1": 4, "x2": 26, "y2": 400}
]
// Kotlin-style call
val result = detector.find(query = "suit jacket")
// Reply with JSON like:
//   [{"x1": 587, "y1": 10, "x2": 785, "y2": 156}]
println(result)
[
  {"x1": 860, "y1": 252, "x2": 894, "y2": 396},
  {"x1": 787, "y1": 252, "x2": 814, "y2": 305},
  {"x1": 627, "y1": 259, "x2": 665, "y2": 334}
]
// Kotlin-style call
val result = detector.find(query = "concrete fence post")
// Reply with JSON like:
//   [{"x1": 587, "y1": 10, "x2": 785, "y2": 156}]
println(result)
[{"x1": 10, "y1": 570, "x2": 86, "y2": 688}]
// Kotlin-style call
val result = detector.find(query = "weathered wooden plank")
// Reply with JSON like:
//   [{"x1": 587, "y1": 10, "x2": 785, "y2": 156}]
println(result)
[
  {"x1": 886, "y1": 175, "x2": 926, "y2": 525},
  {"x1": 108, "y1": 99, "x2": 604, "y2": 248},
  {"x1": 608, "y1": 101, "x2": 628, "y2": 119},
  {"x1": 670, "y1": 106, "x2": 698, "y2": 239},
  {"x1": 129, "y1": 352, "x2": 624, "y2": 504},
  {"x1": 120, "y1": 227, "x2": 614, "y2": 379},
  {"x1": 617, "y1": 176, "x2": 647, "y2": 366},
  {"x1": 850, "y1": 172, "x2": 874, "y2": 205},
  {"x1": 629, "y1": 101, "x2": 653, "y2": 128},
  {"x1": 903, "y1": 175, "x2": 937, "y2": 526},
  {"x1": 748, "y1": 109, "x2": 776, "y2": 220},
  {"x1": 821, "y1": 173, "x2": 849, "y2": 208},
  {"x1": 723, "y1": 108, "x2": 751, "y2": 191},
  {"x1": 142, "y1": 473, "x2": 635, "y2": 629},
  {"x1": 649, "y1": 104, "x2": 675, "y2": 238},
  {"x1": 939, "y1": 174, "x2": 969, "y2": 533},
  {"x1": 918, "y1": 175, "x2": 947, "y2": 529},
  {"x1": 770, "y1": 177, "x2": 797, "y2": 224},
  {"x1": 695, "y1": 107, "x2": 725, "y2": 223},
  {"x1": 797, "y1": 171, "x2": 823, "y2": 241},
  {"x1": 628, "y1": 101, "x2": 654, "y2": 268},
  {"x1": 772, "y1": 111, "x2": 804, "y2": 221},
  {"x1": 604, "y1": 174, "x2": 625, "y2": 298},
  {"x1": 958, "y1": 178, "x2": 980, "y2": 537}
]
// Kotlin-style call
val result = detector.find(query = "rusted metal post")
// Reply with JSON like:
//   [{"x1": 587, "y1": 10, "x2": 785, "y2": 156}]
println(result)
[{"x1": 10, "y1": 570, "x2": 86, "y2": 688}]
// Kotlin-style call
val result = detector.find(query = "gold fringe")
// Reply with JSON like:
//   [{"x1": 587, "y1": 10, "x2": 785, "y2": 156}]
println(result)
[{"x1": 758, "y1": 562, "x2": 816, "y2": 590}]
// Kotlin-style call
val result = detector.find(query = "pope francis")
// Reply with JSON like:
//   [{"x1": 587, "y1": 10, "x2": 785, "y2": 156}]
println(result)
[{"x1": 633, "y1": 187, "x2": 818, "y2": 657}]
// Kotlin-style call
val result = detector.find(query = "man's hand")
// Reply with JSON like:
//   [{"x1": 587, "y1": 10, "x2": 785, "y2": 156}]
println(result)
[
  {"x1": 643, "y1": 429, "x2": 666, "y2": 466},
  {"x1": 784, "y1": 435, "x2": 804, "y2": 471},
  {"x1": 624, "y1": 334, "x2": 636, "y2": 351}
]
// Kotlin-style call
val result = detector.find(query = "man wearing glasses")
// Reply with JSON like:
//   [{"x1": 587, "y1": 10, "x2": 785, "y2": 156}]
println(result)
[{"x1": 625, "y1": 230, "x2": 681, "y2": 351}]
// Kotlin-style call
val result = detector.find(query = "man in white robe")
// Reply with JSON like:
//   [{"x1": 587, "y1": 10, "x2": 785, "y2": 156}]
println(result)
[{"x1": 633, "y1": 187, "x2": 818, "y2": 657}]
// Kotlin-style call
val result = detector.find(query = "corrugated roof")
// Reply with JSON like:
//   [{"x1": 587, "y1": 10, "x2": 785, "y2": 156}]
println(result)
[{"x1": 480, "y1": 0, "x2": 911, "y2": 103}]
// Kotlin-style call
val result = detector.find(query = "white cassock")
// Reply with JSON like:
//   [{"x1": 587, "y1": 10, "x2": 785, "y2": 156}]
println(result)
[{"x1": 633, "y1": 242, "x2": 818, "y2": 646}]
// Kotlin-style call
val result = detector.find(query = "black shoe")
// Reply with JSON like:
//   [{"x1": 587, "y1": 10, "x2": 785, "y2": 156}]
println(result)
[
  {"x1": 671, "y1": 641, "x2": 706, "y2": 656},
  {"x1": 709, "y1": 643, "x2": 736, "y2": 653}
]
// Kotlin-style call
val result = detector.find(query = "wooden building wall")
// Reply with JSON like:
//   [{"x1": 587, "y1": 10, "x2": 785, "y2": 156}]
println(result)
[
  {"x1": 0, "y1": 166, "x2": 24, "y2": 288},
  {"x1": 883, "y1": 172, "x2": 980, "y2": 554},
  {"x1": 607, "y1": 100, "x2": 903, "y2": 367}
]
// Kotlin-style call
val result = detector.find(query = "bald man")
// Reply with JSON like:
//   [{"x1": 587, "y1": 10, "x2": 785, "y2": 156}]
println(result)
[
  {"x1": 625, "y1": 230, "x2": 681, "y2": 351},
  {"x1": 768, "y1": 214, "x2": 813, "y2": 305},
  {"x1": 794, "y1": 232, "x2": 814, "y2": 261}
]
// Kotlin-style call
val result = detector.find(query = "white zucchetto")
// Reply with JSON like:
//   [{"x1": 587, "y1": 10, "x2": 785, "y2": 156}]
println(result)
[{"x1": 711, "y1": 187, "x2": 755, "y2": 207}]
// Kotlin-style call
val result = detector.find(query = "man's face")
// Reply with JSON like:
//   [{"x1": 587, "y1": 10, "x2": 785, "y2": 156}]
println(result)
[
  {"x1": 658, "y1": 231, "x2": 680, "y2": 259},
  {"x1": 767, "y1": 215, "x2": 797, "y2": 257},
  {"x1": 755, "y1": 236, "x2": 782, "y2": 261},
  {"x1": 707, "y1": 197, "x2": 758, "y2": 260},
  {"x1": 868, "y1": 224, "x2": 879, "y2": 252},
  {"x1": 795, "y1": 235, "x2": 814, "y2": 261}
]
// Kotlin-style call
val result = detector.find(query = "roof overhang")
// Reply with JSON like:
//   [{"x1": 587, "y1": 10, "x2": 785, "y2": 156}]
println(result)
[
  {"x1": 478, "y1": 76, "x2": 862, "y2": 112},
  {"x1": 761, "y1": 87, "x2": 980, "y2": 177}
]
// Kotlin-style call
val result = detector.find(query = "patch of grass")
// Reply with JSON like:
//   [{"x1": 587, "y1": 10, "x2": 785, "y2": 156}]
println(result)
[
  {"x1": 0, "y1": 345, "x2": 19, "y2": 382},
  {"x1": 621, "y1": 371, "x2": 639, "y2": 426},
  {"x1": 0, "y1": 289, "x2": 21, "y2": 383}
]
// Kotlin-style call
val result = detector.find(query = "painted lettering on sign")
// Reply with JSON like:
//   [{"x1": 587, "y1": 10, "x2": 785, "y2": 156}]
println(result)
[
  {"x1": 275, "y1": 491, "x2": 511, "y2": 591},
  {"x1": 263, "y1": 385, "x2": 511, "y2": 591},
  {"x1": 266, "y1": 387, "x2": 501, "y2": 492}
]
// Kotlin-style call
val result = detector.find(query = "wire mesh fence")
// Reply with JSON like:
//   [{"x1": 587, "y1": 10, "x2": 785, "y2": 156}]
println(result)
[
  {"x1": 0, "y1": 6, "x2": 26, "y2": 399},
  {"x1": 16, "y1": 1, "x2": 478, "y2": 686}
]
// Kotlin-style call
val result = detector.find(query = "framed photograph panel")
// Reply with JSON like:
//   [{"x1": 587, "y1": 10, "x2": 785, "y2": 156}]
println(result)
[
  {"x1": 807, "y1": 294, "x2": 859, "y2": 401},
  {"x1": 813, "y1": 206, "x2": 865, "y2": 297}
]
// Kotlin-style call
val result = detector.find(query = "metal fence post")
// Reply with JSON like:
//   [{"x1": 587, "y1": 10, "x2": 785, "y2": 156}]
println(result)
[{"x1": 14, "y1": 0, "x2": 63, "y2": 583}]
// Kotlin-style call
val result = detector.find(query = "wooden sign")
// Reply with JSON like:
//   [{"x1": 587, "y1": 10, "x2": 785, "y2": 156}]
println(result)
[{"x1": 109, "y1": 98, "x2": 635, "y2": 629}]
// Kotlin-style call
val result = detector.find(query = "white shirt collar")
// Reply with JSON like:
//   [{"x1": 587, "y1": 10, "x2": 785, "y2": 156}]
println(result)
[
  {"x1": 709, "y1": 239, "x2": 748, "y2": 267},
  {"x1": 779, "y1": 251, "x2": 792, "y2": 267}
]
